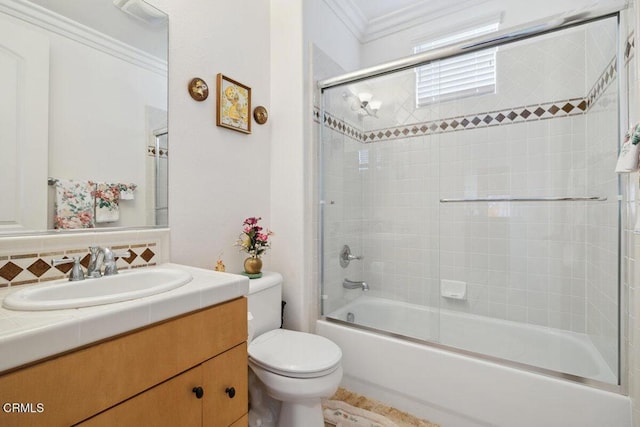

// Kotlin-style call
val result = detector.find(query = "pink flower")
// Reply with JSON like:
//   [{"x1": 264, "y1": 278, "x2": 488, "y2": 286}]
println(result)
[
  {"x1": 236, "y1": 217, "x2": 273, "y2": 257},
  {"x1": 244, "y1": 217, "x2": 261, "y2": 225}
]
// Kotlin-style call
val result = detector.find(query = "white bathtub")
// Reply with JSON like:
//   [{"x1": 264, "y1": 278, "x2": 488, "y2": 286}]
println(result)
[{"x1": 317, "y1": 296, "x2": 631, "y2": 427}]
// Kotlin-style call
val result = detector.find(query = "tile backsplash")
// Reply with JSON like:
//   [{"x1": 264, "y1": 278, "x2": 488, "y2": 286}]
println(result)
[{"x1": 0, "y1": 229, "x2": 169, "y2": 287}]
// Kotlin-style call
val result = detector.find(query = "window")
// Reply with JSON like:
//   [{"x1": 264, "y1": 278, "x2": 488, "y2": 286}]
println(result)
[{"x1": 415, "y1": 22, "x2": 499, "y2": 106}]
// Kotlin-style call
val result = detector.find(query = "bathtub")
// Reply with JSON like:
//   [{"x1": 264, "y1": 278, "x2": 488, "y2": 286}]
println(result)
[{"x1": 317, "y1": 296, "x2": 631, "y2": 427}]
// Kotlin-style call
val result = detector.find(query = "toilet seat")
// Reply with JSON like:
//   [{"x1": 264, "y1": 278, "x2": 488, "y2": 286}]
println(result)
[{"x1": 249, "y1": 329, "x2": 342, "y2": 378}]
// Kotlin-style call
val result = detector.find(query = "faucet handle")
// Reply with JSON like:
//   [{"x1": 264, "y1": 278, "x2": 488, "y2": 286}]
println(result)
[
  {"x1": 113, "y1": 250, "x2": 131, "y2": 259},
  {"x1": 340, "y1": 245, "x2": 362, "y2": 268},
  {"x1": 102, "y1": 248, "x2": 130, "y2": 262},
  {"x1": 51, "y1": 257, "x2": 85, "y2": 281}
]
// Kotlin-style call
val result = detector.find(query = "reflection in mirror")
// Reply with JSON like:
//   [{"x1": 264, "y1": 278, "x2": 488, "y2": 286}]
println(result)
[
  {"x1": 0, "y1": 0, "x2": 168, "y2": 235},
  {"x1": 153, "y1": 128, "x2": 169, "y2": 227}
]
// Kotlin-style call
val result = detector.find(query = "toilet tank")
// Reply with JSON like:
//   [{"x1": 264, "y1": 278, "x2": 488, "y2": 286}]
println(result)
[{"x1": 247, "y1": 271, "x2": 283, "y2": 338}]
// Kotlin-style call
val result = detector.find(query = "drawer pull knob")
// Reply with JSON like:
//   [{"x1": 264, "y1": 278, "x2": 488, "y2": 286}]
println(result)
[
  {"x1": 225, "y1": 387, "x2": 236, "y2": 398},
  {"x1": 192, "y1": 386, "x2": 204, "y2": 399}
]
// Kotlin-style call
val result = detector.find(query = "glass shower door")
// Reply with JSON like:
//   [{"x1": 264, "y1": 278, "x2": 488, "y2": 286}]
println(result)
[
  {"x1": 435, "y1": 16, "x2": 620, "y2": 385},
  {"x1": 320, "y1": 70, "x2": 443, "y2": 344},
  {"x1": 319, "y1": 12, "x2": 621, "y2": 388}
]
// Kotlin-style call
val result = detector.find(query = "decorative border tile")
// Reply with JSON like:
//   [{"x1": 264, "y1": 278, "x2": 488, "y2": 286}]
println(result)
[
  {"x1": 313, "y1": 109, "x2": 364, "y2": 142},
  {"x1": 625, "y1": 33, "x2": 635, "y2": 64},
  {"x1": 362, "y1": 98, "x2": 588, "y2": 143},
  {"x1": 0, "y1": 243, "x2": 158, "y2": 287},
  {"x1": 147, "y1": 145, "x2": 169, "y2": 158},
  {"x1": 316, "y1": 52, "x2": 622, "y2": 144},
  {"x1": 586, "y1": 58, "x2": 617, "y2": 110}
]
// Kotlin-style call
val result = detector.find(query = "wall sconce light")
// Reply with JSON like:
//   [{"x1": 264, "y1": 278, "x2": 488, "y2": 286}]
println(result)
[{"x1": 343, "y1": 92, "x2": 382, "y2": 118}]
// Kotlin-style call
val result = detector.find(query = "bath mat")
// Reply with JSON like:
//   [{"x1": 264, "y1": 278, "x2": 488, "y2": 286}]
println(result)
[
  {"x1": 324, "y1": 388, "x2": 440, "y2": 427},
  {"x1": 324, "y1": 399, "x2": 399, "y2": 427}
]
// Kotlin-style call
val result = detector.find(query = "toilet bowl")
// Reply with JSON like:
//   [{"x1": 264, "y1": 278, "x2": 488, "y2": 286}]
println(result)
[{"x1": 247, "y1": 272, "x2": 343, "y2": 427}]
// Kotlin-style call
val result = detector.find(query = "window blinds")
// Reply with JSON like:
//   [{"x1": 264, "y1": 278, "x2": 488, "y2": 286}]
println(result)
[{"x1": 415, "y1": 22, "x2": 499, "y2": 106}]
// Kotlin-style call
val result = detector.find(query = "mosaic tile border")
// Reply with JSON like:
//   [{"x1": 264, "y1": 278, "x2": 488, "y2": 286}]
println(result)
[
  {"x1": 586, "y1": 58, "x2": 616, "y2": 110},
  {"x1": 362, "y1": 97, "x2": 588, "y2": 143},
  {"x1": 313, "y1": 109, "x2": 364, "y2": 143},
  {"x1": 625, "y1": 33, "x2": 635, "y2": 65},
  {"x1": 316, "y1": 51, "x2": 623, "y2": 144},
  {"x1": 0, "y1": 243, "x2": 158, "y2": 287}
]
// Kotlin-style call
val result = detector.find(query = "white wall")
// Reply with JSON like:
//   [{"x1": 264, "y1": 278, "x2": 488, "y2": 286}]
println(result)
[
  {"x1": 149, "y1": 0, "x2": 272, "y2": 274},
  {"x1": 269, "y1": 0, "x2": 307, "y2": 330}
]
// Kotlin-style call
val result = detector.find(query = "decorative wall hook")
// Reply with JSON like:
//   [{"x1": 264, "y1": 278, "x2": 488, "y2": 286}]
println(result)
[
  {"x1": 188, "y1": 77, "x2": 209, "y2": 101},
  {"x1": 253, "y1": 106, "x2": 268, "y2": 125}
]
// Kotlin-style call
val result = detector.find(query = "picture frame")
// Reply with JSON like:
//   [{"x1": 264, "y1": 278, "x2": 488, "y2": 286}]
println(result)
[{"x1": 216, "y1": 73, "x2": 251, "y2": 134}]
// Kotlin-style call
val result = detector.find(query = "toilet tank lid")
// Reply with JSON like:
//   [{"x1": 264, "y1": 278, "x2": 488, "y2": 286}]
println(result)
[{"x1": 248, "y1": 271, "x2": 283, "y2": 295}]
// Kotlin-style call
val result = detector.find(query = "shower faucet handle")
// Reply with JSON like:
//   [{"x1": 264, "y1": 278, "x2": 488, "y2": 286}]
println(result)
[{"x1": 340, "y1": 245, "x2": 362, "y2": 268}]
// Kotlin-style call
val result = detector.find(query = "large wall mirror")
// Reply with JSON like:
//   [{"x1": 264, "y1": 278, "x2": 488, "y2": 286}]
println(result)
[{"x1": 0, "y1": 0, "x2": 168, "y2": 235}]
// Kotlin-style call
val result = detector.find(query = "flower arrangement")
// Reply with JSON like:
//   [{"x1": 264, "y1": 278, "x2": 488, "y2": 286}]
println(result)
[{"x1": 236, "y1": 217, "x2": 273, "y2": 258}]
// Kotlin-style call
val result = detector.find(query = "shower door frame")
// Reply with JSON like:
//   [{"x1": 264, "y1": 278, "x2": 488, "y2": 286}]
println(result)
[{"x1": 317, "y1": 6, "x2": 628, "y2": 394}]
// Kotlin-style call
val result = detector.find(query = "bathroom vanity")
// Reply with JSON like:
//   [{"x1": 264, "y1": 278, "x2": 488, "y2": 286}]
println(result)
[{"x1": 0, "y1": 264, "x2": 249, "y2": 427}]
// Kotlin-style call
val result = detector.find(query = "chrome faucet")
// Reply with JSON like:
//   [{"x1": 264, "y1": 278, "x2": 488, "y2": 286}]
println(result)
[
  {"x1": 87, "y1": 246, "x2": 131, "y2": 278},
  {"x1": 343, "y1": 278, "x2": 369, "y2": 291}
]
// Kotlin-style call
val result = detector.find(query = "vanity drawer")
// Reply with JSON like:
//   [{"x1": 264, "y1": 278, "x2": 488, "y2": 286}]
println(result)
[{"x1": 0, "y1": 297, "x2": 247, "y2": 426}]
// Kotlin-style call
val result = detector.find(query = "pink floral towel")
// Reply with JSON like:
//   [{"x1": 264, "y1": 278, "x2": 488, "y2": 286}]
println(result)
[
  {"x1": 92, "y1": 182, "x2": 137, "y2": 223},
  {"x1": 54, "y1": 179, "x2": 95, "y2": 229},
  {"x1": 93, "y1": 182, "x2": 121, "y2": 223}
]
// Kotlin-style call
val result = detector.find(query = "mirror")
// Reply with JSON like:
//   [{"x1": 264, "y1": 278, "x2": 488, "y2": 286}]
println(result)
[{"x1": 0, "y1": 0, "x2": 168, "y2": 234}]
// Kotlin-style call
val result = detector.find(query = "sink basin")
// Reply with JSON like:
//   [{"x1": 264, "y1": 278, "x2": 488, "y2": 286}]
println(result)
[{"x1": 2, "y1": 267, "x2": 193, "y2": 311}]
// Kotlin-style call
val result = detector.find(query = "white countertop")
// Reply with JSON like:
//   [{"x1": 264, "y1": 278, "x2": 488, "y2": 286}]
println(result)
[{"x1": 0, "y1": 263, "x2": 249, "y2": 373}]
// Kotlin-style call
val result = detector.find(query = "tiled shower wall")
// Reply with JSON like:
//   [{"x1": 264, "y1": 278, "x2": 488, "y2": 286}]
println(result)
[
  {"x1": 321, "y1": 127, "x2": 366, "y2": 313},
  {"x1": 320, "y1": 16, "x2": 621, "y2": 372}
]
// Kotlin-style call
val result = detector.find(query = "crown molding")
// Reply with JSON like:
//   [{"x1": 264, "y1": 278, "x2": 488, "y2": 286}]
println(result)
[
  {"x1": 366, "y1": 0, "x2": 494, "y2": 43},
  {"x1": 322, "y1": 0, "x2": 368, "y2": 42},
  {"x1": 324, "y1": 0, "x2": 493, "y2": 44},
  {"x1": 0, "y1": 0, "x2": 166, "y2": 76}
]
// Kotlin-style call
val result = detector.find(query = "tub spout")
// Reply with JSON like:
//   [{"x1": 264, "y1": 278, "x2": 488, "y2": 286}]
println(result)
[{"x1": 343, "y1": 279, "x2": 369, "y2": 291}]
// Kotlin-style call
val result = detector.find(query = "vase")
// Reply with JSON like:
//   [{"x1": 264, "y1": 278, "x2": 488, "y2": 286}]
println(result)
[{"x1": 244, "y1": 257, "x2": 262, "y2": 274}]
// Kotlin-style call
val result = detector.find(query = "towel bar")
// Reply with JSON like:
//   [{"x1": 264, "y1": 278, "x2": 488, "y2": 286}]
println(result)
[{"x1": 439, "y1": 196, "x2": 607, "y2": 203}]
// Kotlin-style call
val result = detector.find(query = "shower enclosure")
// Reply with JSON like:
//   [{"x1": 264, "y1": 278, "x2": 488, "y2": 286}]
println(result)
[{"x1": 319, "y1": 11, "x2": 623, "y2": 388}]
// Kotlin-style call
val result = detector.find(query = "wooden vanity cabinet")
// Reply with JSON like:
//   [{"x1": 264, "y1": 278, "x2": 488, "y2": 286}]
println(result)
[
  {"x1": 0, "y1": 297, "x2": 248, "y2": 427},
  {"x1": 79, "y1": 343, "x2": 248, "y2": 427}
]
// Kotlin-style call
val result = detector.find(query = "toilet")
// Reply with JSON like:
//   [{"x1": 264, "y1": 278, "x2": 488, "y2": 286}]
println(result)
[{"x1": 247, "y1": 272, "x2": 342, "y2": 427}]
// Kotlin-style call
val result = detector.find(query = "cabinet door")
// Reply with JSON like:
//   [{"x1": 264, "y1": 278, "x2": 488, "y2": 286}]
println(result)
[
  {"x1": 77, "y1": 366, "x2": 202, "y2": 427},
  {"x1": 203, "y1": 343, "x2": 248, "y2": 427}
]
